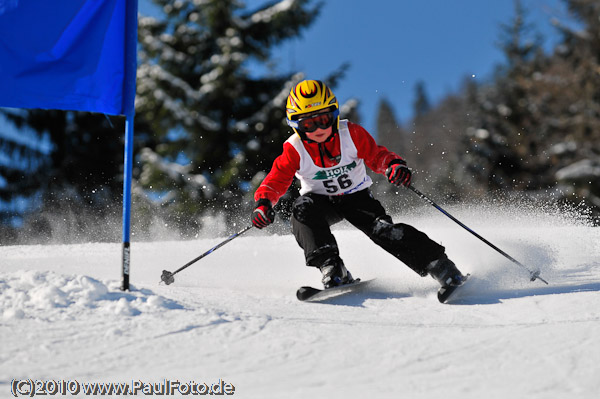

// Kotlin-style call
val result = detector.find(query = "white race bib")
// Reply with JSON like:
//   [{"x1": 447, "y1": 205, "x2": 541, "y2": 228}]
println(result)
[{"x1": 287, "y1": 120, "x2": 372, "y2": 196}]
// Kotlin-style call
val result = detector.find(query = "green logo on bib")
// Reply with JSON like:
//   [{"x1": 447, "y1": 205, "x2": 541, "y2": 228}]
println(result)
[{"x1": 312, "y1": 161, "x2": 357, "y2": 180}]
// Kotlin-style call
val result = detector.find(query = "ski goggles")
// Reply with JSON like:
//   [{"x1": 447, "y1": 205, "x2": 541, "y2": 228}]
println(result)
[{"x1": 287, "y1": 109, "x2": 339, "y2": 133}]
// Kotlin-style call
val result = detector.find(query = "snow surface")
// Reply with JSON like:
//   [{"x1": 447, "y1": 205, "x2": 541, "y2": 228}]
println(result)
[{"x1": 1, "y1": 203, "x2": 600, "y2": 398}]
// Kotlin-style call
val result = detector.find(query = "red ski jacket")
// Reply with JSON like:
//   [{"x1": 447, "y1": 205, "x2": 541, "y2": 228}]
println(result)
[{"x1": 255, "y1": 121, "x2": 402, "y2": 205}]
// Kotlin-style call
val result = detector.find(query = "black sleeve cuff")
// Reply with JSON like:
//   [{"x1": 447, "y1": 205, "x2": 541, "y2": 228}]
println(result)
[
  {"x1": 255, "y1": 198, "x2": 272, "y2": 208},
  {"x1": 388, "y1": 159, "x2": 407, "y2": 168}
]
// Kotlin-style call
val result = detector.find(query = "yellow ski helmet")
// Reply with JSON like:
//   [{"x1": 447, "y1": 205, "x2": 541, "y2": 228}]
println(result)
[{"x1": 286, "y1": 80, "x2": 339, "y2": 140}]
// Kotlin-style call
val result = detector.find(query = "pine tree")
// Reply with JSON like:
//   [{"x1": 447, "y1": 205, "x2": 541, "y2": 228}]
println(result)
[
  {"x1": 0, "y1": 0, "x2": 346, "y2": 241},
  {"x1": 462, "y1": 0, "x2": 548, "y2": 192},
  {"x1": 412, "y1": 81, "x2": 431, "y2": 118},
  {"x1": 371, "y1": 98, "x2": 406, "y2": 202},
  {"x1": 407, "y1": 89, "x2": 471, "y2": 197},
  {"x1": 454, "y1": 0, "x2": 599, "y2": 220},
  {"x1": 135, "y1": 0, "x2": 330, "y2": 233},
  {"x1": 0, "y1": 109, "x2": 126, "y2": 242},
  {"x1": 548, "y1": 0, "x2": 600, "y2": 219},
  {"x1": 0, "y1": 110, "x2": 48, "y2": 228},
  {"x1": 376, "y1": 98, "x2": 406, "y2": 152}
]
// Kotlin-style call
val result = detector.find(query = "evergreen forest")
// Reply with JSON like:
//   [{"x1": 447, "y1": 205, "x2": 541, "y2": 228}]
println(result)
[{"x1": 0, "y1": 0, "x2": 598, "y2": 244}]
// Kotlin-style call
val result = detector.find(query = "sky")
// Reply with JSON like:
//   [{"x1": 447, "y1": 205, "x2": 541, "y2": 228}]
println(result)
[
  {"x1": 246, "y1": 0, "x2": 569, "y2": 134},
  {"x1": 0, "y1": 0, "x2": 570, "y2": 141},
  {"x1": 0, "y1": 1, "x2": 570, "y2": 178},
  {"x1": 177, "y1": 0, "x2": 568, "y2": 136},
  {"x1": 141, "y1": 0, "x2": 572, "y2": 133}
]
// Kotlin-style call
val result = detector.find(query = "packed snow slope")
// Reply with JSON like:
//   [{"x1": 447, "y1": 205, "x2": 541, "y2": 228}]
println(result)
[{"x1": 1, "y1": 203, "x2": 599, "y2": 399}]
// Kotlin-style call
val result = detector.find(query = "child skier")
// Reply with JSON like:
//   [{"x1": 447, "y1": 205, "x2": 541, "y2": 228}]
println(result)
[{"x1": 251, "y1": 79, "x2": 466, "y2": 290}]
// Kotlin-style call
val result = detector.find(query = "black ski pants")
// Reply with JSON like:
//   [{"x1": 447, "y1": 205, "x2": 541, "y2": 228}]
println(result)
[{"x1": 290, "y1": 189, "x2": 446, "y2": 276}]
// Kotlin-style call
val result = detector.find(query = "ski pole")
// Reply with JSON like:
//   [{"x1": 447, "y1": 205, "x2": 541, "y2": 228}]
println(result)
[
  {"x1": 407, "y1": 185, "x2": 548, "y2": 285},
  {"x1": 160, "y1": 225, "x2": 253, "y2": 285}
]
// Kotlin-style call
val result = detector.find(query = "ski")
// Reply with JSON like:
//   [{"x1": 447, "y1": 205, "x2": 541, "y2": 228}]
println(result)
[
  {"x1": 296, "y1": 278, "x2": 373, "y2": 302},
  {"x1": 438, "y1": 274, "x2": 470, "y2": 303}
]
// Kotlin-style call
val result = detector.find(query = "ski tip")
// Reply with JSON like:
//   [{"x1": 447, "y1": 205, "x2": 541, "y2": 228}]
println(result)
[
  {"x1": 296, "y1": 286, "x2": 321, "y2": 301},
  {"x1": 437, "y1": 273, "x2": 470, "y2": 304}
]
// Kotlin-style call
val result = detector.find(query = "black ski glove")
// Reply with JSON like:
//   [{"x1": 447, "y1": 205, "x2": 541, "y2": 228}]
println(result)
[
  {"x1": 386, "y1": 159, "x2": 412, "y2": 187},
  {"x1": 252, "y1": 198, "x2": 275, "y2": 229}
]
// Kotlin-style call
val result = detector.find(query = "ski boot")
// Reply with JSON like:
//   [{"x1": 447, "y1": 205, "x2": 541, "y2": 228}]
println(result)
[
  {"x1": 319, "y1": 259, "x2": 354, "y2": 289},
  {"x1": 427, "y1": 255, "x2": 467, "y2": 288}
]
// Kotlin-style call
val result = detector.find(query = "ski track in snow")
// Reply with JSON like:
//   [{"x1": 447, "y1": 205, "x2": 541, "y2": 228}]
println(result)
[{"x1": 1, "y1": 206, "x2": 600, "y2": 398}]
